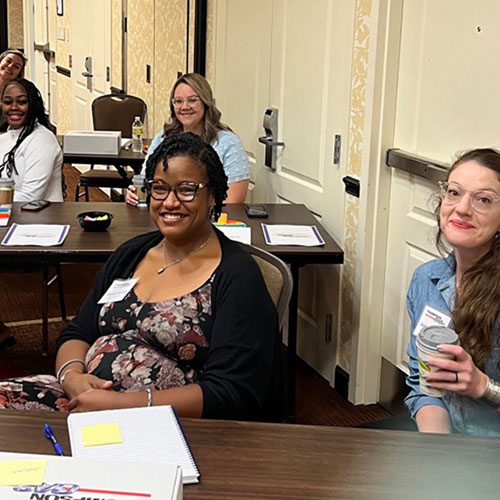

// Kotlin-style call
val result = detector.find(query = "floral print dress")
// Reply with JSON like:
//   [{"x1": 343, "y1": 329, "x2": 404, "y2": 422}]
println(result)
[{"x1": 0, "y1": 278, "x2": 213, "y2": 411}]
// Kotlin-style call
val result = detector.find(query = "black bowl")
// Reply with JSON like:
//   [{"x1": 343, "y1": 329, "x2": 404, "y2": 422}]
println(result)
[{"x1": 77, "y1": 211, "x2": 113, "y2": 232}]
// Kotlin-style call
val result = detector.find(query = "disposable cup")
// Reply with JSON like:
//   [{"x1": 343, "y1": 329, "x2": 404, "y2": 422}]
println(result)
[
  {"x1": 0, "y1": 178, "x2": 14, "y2": 206},
  {"x1": 416, "y1": 326, "x2": 459, "y2": 397},
  {"x1": 132, "y1": 175, "x2": 147, "y2": 206}
]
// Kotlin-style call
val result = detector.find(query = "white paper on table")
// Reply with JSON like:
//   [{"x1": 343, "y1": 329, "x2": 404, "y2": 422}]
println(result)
[
  {"x1": 261, "y1": 223, "x2": 325, "y2": 246},
  {"x1": 1, "y1": 223, "x2": 70, "y2": 247},
  {"x1": 121, "y1": 138, "x2": 132, "y2": 149},
  {"x1": 217, "y1": 226, "x2": 251, "y2": 245}
]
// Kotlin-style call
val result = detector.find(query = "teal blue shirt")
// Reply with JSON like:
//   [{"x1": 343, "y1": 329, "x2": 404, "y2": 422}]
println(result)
[{"x1": 405, "y1": 253, "x2": 500, "y2": 436}]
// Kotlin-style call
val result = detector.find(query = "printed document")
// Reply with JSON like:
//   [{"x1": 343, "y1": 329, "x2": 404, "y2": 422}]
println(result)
[
  {"x1": 262, "y1": 224, "x2": 325, "y2": 246},
  {"x1": 1, "y1": 224, "x2": 70, "y2": 247}
]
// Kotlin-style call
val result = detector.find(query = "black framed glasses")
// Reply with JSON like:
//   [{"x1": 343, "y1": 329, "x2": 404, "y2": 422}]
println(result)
[
  {"x1": 147, "y1": 181, "x2": 209, "y2": 202},
  {"x1": 171, "y1": 96, "x2": 201, "y2": 108},
  {"x1": 438, "y1": 180, "x2": 500, "y2": 213}
]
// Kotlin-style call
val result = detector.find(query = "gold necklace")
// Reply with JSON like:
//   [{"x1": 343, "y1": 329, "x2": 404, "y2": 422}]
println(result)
[{"x1": 157, "y1": 234, "x2": 212, "y2": 274}]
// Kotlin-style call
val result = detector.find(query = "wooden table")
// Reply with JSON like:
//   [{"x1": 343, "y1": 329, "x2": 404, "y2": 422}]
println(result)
[
  {"x1": 0, "y1": 410, "x2": 498, "y2": 500},
  {"x1": 0, "y1": 202, "x2": 343, "y2": 418}
]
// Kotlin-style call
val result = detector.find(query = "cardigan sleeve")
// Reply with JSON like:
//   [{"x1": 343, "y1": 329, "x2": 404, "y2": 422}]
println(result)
[{"x1": 198, "y1": 246, "x2": 280, "y2": 420}]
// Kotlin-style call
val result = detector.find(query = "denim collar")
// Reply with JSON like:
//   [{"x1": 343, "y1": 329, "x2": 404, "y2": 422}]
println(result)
[{"x1": 429, "y1": 252, "x2": 456, "y2": 311}]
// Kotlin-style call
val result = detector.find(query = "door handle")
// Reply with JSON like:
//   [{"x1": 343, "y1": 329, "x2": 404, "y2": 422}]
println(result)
[
  {"x1": 258, "y1": 136, "x2": 285, "y2": 147},
  {"x1": 82, "y1": 71, "x2": 93, "y2": 78}
]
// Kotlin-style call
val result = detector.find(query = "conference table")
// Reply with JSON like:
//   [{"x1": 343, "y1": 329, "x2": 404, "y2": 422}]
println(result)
[
  {"x1": 0, "y1": 202, "x2": 344, "y2": 419},
  {"x1": 0, "y1": 409, "x2": 498, "y2": 499}
]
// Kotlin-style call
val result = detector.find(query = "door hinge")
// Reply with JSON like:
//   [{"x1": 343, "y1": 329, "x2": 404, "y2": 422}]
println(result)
[
  {"x1": 106, "y1": 66, "x2": 110, "y2": 82},
  {"x1": 333, "y1": 134, "x2": 341, "y2": 165},
  {"x1": 124, "y1": 16, "x2": 127, "y2": 33}
]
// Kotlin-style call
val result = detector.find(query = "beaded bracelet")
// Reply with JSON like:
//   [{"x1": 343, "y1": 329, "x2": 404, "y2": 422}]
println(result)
[
  {"x1": 483, "y1": 377, "x2": 500, "y2": 406},
  {"x1": 56, "y1": 358, "x2": 86, "y2": 383}
]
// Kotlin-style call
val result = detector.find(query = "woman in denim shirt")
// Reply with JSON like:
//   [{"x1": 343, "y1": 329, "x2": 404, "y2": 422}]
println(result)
[{"x1": 405, "y1": 148, "x2": 500, "y2": 436}]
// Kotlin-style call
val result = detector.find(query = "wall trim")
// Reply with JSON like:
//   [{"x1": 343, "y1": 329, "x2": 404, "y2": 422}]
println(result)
[
  {"x1": 193, "y1": 0, "x2": 207, "y2": 75},
  {"x1": 0, "y1": 0, "x2": 8, "y2": 52}
]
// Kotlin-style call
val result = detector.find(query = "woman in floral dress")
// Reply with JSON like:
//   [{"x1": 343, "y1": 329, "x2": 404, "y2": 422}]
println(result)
[{"x1": 0, "y1": 133, "x2": 281, "y2": 421}]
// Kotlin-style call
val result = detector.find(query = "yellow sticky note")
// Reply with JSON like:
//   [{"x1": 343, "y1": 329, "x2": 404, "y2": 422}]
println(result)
[
  {"x1": 0, "y1": 459, "x2": 47, "y2": 486},
  {"x1": 81, "y1": 423, "x2": 123, "y2": 447}
]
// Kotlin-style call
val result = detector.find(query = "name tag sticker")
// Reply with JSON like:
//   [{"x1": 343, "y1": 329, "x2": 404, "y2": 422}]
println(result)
[
  {"x1": 98, "y1": 278, "x2": 139, "y2": 304},
  {"x1": 413, "y1": 305, "x2": 452, "y2": 337}
]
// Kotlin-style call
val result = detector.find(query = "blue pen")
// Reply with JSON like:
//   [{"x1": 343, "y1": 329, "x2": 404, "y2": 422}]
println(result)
[{"x1": 44, "y1": 424, "x2": 64, "y2": 456}]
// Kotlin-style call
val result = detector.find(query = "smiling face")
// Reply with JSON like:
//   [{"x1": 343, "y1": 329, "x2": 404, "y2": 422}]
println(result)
[
  {"x1": 1, "y1": 83, "x2": 29, "y2": 129},
  {"x1": 0, "y1": 53, "x2": 24, "y2": 82},
  {"x1": 440, "y1": 160, "x2": 500, "y2": 258},
  {"x1": 173, "y1": 83, "x2": 205, "y2": 134},
  {"x1": 149, "y1": 155, "x2": 214, "y2": 244}
]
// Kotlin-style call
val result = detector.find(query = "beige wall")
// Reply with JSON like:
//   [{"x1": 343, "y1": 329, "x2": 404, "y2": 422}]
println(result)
[
  {"x1": 7, "y1": 0, "x2": 24, "y2": 49},
  {"x1": 111, "y1": 0, "x2": 123, "y2": 90}
]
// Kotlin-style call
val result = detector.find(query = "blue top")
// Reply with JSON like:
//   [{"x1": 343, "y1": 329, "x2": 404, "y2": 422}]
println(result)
[
  {"x1": 405, "y1": 253, "x2": 500, "y2": 436},
  {"x1": 142, "y1": 129, "x2": 250, "y2": 184}
]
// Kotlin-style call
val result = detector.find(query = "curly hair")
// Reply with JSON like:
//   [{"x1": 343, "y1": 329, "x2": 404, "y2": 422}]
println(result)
[
  {"x1": 0, "y1": 78, "x2": 53, "y2": 177},
  {"x1": 435, "y1": 148, "x2": 500, "y2": 369},
  {"x1": 162, "y1": 73, "x2": 231, "y2": 145},
  {"x1": 145, "y1": 132, "x2": 228, "y2": 220}
]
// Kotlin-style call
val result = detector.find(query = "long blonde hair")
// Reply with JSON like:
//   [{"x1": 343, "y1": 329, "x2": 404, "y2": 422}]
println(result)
[
  {"x1": 163, "y1": 73, "x2": 231, "y2": 144},
  {"x1": 435, "y1": 148, "x2": 500, "y2": 369}
]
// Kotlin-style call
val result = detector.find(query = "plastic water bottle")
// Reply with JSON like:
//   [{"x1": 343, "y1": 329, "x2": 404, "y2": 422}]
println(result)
[{"x1": 131, "y1": 116, "x2": 144, "y2": 153}]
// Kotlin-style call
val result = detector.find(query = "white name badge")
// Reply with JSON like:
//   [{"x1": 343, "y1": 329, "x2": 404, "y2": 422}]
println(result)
[
  {"x1": 412, "y1": 304, "x2": 452, "y2": 337},
  {"x1": 98, "y1": 278, "x2": 139, "y2": 304}
]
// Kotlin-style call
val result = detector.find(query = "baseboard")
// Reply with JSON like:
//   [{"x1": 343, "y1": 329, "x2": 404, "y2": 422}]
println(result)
[{"x1": 334, "y1": 365, "x2": 349, "y2": 399}]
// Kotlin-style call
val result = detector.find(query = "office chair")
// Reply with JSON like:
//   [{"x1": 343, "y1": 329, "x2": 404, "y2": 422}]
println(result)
[{"x1": 75, "y1": 94, "x2": 147, "y2": 201}]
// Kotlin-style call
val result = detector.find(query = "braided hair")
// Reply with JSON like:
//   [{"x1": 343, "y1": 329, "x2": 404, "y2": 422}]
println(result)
[
  {"x1": 145, "y1": 132, "x2": 228, "y2": 220},
  {"x1": 0, "y1": 79, "x2": 52, "y2": 177}
]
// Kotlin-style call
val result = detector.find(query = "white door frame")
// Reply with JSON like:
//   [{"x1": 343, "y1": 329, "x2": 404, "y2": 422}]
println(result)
[{"x1": 350, "y1": 0, "x2": 404, "y2": 404}]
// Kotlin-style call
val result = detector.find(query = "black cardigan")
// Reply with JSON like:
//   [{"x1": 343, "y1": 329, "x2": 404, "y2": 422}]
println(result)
[{"x1": 57, "y1": 229, "x2": 282, "y2": 421}]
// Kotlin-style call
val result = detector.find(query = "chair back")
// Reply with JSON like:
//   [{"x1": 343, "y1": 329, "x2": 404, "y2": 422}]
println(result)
[
  {"x1": 92, "y1": 94, "x2": 147, "y2": 138},
  {"x1": 239, "y1": 243, "x2": 293, "y2": 327}
]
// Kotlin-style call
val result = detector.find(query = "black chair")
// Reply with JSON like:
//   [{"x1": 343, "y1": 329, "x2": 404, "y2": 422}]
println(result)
[{"x1": 75, "y1": 94, "x2": 147, "y2": 201}]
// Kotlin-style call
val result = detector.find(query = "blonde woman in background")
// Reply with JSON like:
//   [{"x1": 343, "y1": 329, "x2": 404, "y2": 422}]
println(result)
[
  {"x1": 0, "y1": 49, "x2": 27, "y2": 102},
  {"x1": 126, "y1": 73, "x2": 250, "y2": 205}
]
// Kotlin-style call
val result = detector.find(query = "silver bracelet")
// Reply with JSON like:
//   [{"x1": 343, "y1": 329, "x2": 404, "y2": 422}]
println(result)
[
  {"x1": 482, "y1": 377, "x2": 500, "y2": 406},
  {"x1": 145, "y1": 388, "x2": 153, "y2": 407},
  {"x1": 59, "y1": 368, "x2": 78, "y2": 386},
  {"x1": 56, "y1": 358, "x2": 86, "y2": 383}
]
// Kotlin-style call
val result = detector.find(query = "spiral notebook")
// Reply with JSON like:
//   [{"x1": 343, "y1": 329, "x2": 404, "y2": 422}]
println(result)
[{"x1": 67, "y1": 405, "x2": 199, "y2": 484}]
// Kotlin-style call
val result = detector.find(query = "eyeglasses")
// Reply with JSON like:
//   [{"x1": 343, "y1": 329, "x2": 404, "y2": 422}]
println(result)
[
  {"x1": 438, "y1": 180, "x2": 500, "y2": 213},
  {"x1": 171, "y1": 96, "x2": 201, "y2": 108},
  {"x1": 147, "y1": 181, "x2": 208, "y2": 202}
]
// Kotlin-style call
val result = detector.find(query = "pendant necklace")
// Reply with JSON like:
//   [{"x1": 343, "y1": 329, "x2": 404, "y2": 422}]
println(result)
[{"x1": 157, "y1": 234, "x2": 212, "y2": 274}]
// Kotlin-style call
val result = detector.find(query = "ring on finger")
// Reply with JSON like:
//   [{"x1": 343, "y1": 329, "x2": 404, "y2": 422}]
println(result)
[{"x1": 454, "y1": 371, "x2": 459, "y2": 383}]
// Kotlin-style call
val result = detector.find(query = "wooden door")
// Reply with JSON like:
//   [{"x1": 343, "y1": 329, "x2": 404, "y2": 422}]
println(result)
[
  {"x1": 212, "y1": 0, "x2": 355, "y2": 381},
  {"x1": 69, "y1": 0, "x2": 111, "y2": 130}
]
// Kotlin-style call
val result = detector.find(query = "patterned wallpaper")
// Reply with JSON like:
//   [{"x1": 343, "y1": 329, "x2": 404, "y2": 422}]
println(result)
[
  {"x1": 338, "y1": 0, "x2": 372, "y2": 372},
  {"x1": 205, "y1": 0, "x2": 215, "y2": 84},
  {"x1": 111, "y1": 0, "x2": 123, "y2": 90},
  {"x1": 55, "y1": 7, "x2": 71, "y2": 135},
  {"x1": 127, "y1": 0, "x2": 155, "y2": 136},
  {"x1": 7, "y1": 0, "x2": 23, "y2": 49},
  {"x1": 152, "y1": 0, "x2": 188, "y2": 133}
]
